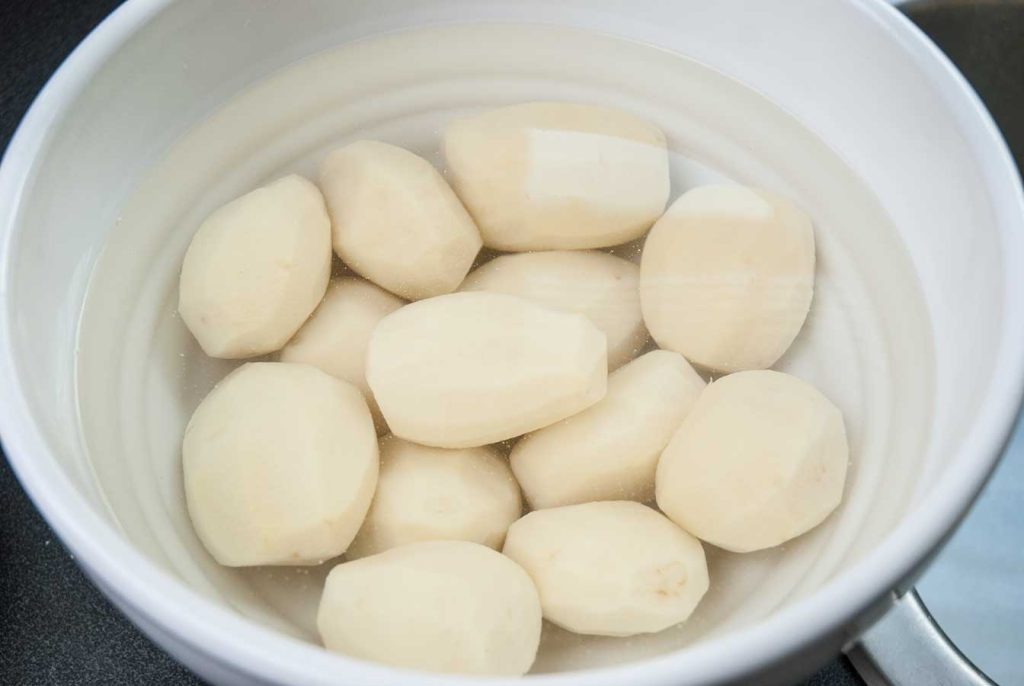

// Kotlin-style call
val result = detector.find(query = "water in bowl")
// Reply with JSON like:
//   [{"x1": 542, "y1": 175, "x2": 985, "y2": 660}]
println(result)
[{"x1": 74, "y1": 22, "x2": 933, "y2": 672}]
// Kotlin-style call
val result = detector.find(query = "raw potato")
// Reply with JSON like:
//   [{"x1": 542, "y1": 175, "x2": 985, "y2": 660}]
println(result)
[
  {"x1": 656, "y1": 370, "x2": 848, "y2": 553},
  {"x1": 183, "y1": 362, "x2": 378, "y2": 566},
  {"x1": 178, "y1": 175, "x2": 331, "y2": 358},
  {"x1": 511, "y1": 351, "x2": 704, "y2": 509},
  {"x1": 444, "y1": 102, "x2": 670, "y2": 251},
  {"x1": 279, "y1": 277, "x2": 403, "y2": 433},
  {"x1": 460, "y1": 250, "x2": 647, "y2": 369},
  {"x1": 366, "y1": 292, "x2": 607, "y2": 448},
  {"x1": 640, "y1": 184, "x2": 815, "y2": 372},
  {"x1": 320, "y1": 140, "x2": 482, "y2": 300},
  {"x1": 318, "y1": 541, "x2": 542, "y2": 676},
  {"x1": 503, "y1": 501, "x2": 708, "y2": 637},
  {"x1": 347, "y1": 437, "x2": 522, "y2": 558}
]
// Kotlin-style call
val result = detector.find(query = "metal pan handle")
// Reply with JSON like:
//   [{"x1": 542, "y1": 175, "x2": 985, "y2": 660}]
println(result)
[{"x1": 845, "y1": 589, "x2": 995, "y2": 686}]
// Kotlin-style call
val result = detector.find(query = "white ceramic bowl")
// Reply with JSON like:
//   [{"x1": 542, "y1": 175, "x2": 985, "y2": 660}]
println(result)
[{"x1": 1, "y1": 1, "x2": 1023, "y2": 684}]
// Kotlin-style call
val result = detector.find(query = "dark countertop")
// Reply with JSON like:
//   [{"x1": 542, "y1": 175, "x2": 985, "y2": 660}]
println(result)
[{"x1": 1, "y1": 1, "x2": 1019, "y2": 684}]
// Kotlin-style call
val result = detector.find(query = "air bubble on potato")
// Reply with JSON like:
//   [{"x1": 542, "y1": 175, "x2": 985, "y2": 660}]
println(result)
[
  {"x1": 366, "y1": 292, "x2": 607, "y2": 448},
  {"x1": 178, "y1": 175, "x2": 331, "y2": 358},
  {"x1": 640, "y1": 184, "x2": 815, "y2": 372},
  {"x1": 502, "y1": 501, "x2": 708, "y2": 637},
  {"x1": 320, "y1": 140, "x2": 482, "y2": 300},
  {"x1": 460, "y1": 250, "x2": 647, "y2": 369},
  {"x1": 444, "y1": 102, "x2": 670, "y2": 251},
  {"x1": 183, "y1": 362, "x2": 378, "y2": 566},
  {"x1": 279, "y1": 277, "x2": 403, "y2": 433},
  {"x1": 347, "y1": 437, "x2": 522, "y2": 558},
  {"x1": 511, "y1": 350, "x2": 704, "y2": 509},
  {"x1": 318, "y1": 540, "x2": 542, "y2": 676},
  {"x1": 656, "y1": 370, "x2": 848, "y2": 553}
]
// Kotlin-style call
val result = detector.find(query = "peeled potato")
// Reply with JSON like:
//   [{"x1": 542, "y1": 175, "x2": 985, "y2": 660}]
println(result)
[
  {"x1": 320, "y1": 140, "x2": 482, "y2": 300},
  {"x1": 444, "y1": 102, "x2": 670, "y2": 251},
  {"x1": 640, "y1": 184, "x2": 815, "y2": 372},
  {"x1": 460, "y1": 250, "x2": 646, "y2": 369},
  {"x1": 347, "y1": 437, "x2": 522, "y2": 558},
  {"x1": 366, "y1": 292, "x2": 607, "y2": 448},
  {"x1": 318, "y1": 541, "x2": 542, "y2": 676},
  {"x1": 279, "y1": 277, "x2": 403, "y2": 433},
  {"x1": 511, "y1": 351, "x2": 704, "y2": 509},
  {"x1": 183, "y1": 362, "x2": 378, "y2": 566},
  {"x1": 178, "y1": 175, "x2": 331, "y2": 358},
  {"x1": 656, "y1": 370, "x2": 848, "y2": 553},
  {"x1": 503, "y1": 501, "x2": 708, "y2": 637}
]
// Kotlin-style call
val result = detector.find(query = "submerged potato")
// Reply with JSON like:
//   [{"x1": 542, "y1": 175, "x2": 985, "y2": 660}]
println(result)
[
  {"x1": 183, "y1": 362, "x2": 378, "y2": 566},
  {"x1": 444, "y1": 102, "x2": 670, "y2": 250},
  {"x1": 347, "y1": 437, "x2": 522, "y2": 558},
  {"x1": 366, "y1": 292, "x2": 607, "y2": 448},
  {"x1": 279, "y1": 277, "x2": 404, "y2": 433},
  {"x1": 511, "y1": 351, "x2": 704, "y2": 509},
  {"x1": 503, "y1": 501, "x2": 708, "y2": 637},
  {"x1": 320, "y1": 140, "x2": 481, "y2": 300},
  {"x1": 640, "y1": 184, "x2": 815, "y2": 372},
  {"x1": 318, "y1": 541, "x2": 542, "y2": 676},
  {"x1": 656, "y1": 370, "x2": 848, "y2": 552},
  {"x1": 179, "y1": 175, "x2": 331, "y2": 358},
  {"x1": 460, "y1": 250, "x2": 647, "y2": 369}
]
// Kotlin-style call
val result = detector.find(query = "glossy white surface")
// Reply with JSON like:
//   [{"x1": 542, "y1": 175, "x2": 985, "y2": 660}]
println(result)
[{"x1": 0, "y1": 1, "x2": 1022, "y2": 685}]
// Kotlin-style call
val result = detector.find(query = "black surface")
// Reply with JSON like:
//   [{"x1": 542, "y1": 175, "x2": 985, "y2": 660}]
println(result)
[{"x1": 0, "y1": 1, "x2": 1016, "y2": 685}]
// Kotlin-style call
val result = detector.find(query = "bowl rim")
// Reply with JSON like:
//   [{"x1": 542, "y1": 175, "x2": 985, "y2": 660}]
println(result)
[{"x1": 1, "y1": 0, "x2": 1023, "y2": 684}]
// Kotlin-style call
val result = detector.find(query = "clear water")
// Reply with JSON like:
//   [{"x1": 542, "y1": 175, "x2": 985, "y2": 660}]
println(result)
[{"x1": 74, "y1": 23, "x2": 934, "y2": 672}]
